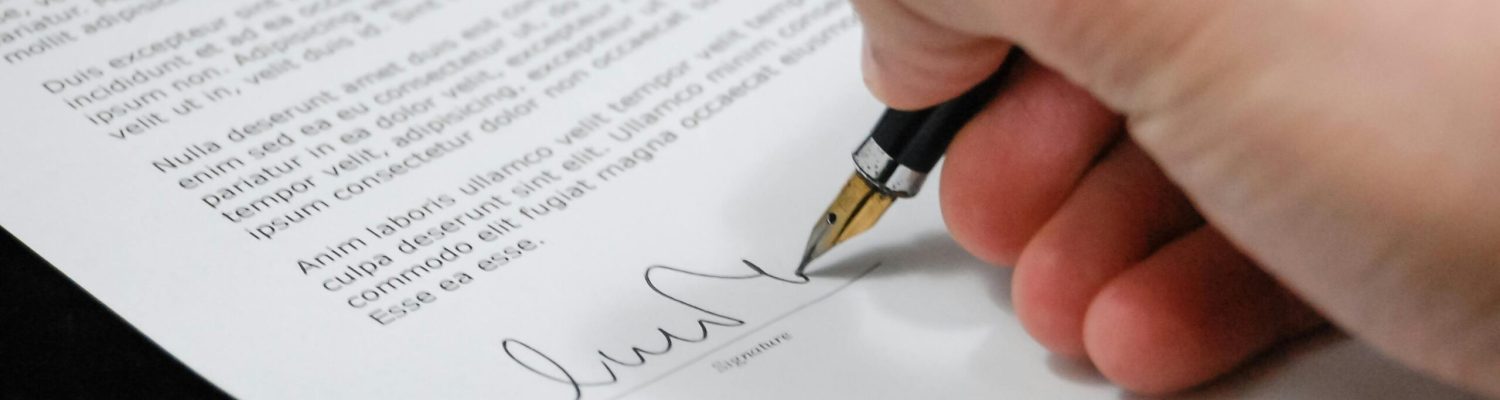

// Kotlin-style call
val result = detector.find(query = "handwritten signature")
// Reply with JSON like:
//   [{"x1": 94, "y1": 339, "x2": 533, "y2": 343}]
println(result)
[{"x1": 500, "y1": 260, "x2": 807, "y2": 399}]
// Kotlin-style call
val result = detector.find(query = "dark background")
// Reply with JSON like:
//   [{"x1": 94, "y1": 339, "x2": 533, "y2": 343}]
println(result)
[{"x1": 0, "y1": 227, "x2": 227, "y2": 399}]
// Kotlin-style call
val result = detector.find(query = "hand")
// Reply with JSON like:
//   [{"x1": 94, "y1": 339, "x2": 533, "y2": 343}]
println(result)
[{"x1": 850, "y1": 0, "x2": 1500, "y2": 396}]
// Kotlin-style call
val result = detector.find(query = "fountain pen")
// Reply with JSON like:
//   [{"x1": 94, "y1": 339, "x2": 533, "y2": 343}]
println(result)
[{"x1": 797, "y1": 52, "x2": 1021, "y2": 275}]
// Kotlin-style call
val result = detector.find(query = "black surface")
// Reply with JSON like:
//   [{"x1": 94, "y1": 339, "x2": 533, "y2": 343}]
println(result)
[{"x1": 0, "y1": 227, "x2": 228, "y2": 399}]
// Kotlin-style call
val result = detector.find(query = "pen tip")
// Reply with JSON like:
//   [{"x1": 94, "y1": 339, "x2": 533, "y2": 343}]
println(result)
[
  {"x1": 795, "y1": 243, "x2": 818, "y2": 278},
  {"x1": 797, "y1": 174, "x2": 896, "y2": 277}
]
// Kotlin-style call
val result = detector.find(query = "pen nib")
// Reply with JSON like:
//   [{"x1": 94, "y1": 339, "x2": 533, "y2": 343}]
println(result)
[{"x1": 796, "y1": 174, "x2": 895, "y2": 276}]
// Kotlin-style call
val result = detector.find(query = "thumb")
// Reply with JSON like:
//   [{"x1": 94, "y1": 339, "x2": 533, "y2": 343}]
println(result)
[
  {"x1": 850, "y1": 0, "x2": 1012, "y2": 110},
  {"x1": 851, "y1": 0, "x2": 1222, "y2": 112}
]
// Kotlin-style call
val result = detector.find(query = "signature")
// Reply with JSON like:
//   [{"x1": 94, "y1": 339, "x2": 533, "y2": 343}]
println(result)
[{"x1": 500, "y1": 260, "x2": 807, "y2": 399}]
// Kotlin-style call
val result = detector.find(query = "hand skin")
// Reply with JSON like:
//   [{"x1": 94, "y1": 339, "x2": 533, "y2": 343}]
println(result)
[{"x1": 850, "y1": 0, "x2": 1500, "y2": 396}]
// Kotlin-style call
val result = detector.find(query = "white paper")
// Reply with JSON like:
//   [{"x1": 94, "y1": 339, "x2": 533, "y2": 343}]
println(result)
[{"x1": 0, "y1": 0, "x2": 1476, "y2": 398}]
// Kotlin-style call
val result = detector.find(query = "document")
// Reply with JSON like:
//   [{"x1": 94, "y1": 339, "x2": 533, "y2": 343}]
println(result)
[{"x1": 0, "y1": 0, "x2": 1474, "y2": 398}]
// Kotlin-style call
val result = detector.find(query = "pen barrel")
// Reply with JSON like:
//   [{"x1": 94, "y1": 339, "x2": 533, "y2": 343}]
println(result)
[{"x1": 868, "y1": 53, "x2": 1020, "y2": 174}]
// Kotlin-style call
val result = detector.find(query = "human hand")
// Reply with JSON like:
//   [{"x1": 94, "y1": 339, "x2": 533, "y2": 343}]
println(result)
[{"x1": 850, "y1": 0, "x2": 1500, "y2": 396}]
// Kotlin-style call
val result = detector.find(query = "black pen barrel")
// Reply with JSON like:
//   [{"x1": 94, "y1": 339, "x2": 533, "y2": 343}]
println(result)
[{"x1": 868, "y1": 51, "x2": 1022, "y2": 174}]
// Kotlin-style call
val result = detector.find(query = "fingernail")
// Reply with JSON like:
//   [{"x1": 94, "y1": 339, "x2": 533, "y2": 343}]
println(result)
[{"x1": 860, "y1": 36, "x2": 894, "y2": 103}]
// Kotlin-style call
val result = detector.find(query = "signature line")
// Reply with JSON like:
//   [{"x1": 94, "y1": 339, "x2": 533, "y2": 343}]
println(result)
[{"x1": 606, "y1": 262, "x2": 885, "y2": 400}]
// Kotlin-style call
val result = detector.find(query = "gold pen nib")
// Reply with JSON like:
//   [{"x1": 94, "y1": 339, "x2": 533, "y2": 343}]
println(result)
[{"x1": 797, "y1": 174, "x2": 896, "y2": 276}]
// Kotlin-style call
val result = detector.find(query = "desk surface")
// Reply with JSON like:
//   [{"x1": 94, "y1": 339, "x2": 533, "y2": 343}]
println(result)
[{"x1": 0, "y1": 228, "x2": 225, "y2": 398}]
